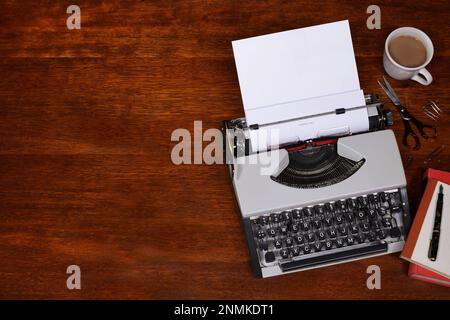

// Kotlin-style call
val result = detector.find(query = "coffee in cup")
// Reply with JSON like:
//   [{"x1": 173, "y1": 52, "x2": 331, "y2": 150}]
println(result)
[
  {"x1": 383, "y1": 27, "x2": 434, "y2": 85},
  {"x1": 388, "y1": 35, "x2": 427, "y2": 68}
]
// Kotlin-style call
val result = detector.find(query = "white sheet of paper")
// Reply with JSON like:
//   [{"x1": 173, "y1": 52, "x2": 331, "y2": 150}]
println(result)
[
  {"x1": 411, "y1": 182, "x2": 450, "y2": 278},
  {"x1": 232, "y1": 19, "x2": 366, "y2": 125},
  {"x1": 232, "y1": 20, "x2": 368, "y2": 151}
]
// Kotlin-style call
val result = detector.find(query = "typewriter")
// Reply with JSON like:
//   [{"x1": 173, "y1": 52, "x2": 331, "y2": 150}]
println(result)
[{"x1": 223, "y1": 21, "x2": 411, "y2": 278}]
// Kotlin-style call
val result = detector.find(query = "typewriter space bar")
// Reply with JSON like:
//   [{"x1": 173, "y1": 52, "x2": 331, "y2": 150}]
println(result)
[{"x1": 280, "y1": 243, "x2": 388, "y2": 272}]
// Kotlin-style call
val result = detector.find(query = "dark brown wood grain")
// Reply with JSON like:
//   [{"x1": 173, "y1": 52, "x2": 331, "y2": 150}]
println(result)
[{"x1": 0, "y1": 0, "x2": 449, "y2": 299}]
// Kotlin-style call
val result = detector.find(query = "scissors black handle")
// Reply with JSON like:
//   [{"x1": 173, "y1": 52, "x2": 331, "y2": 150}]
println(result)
[
  {"x1": 397, "y1": 103, "x2": 437, "y2": 150},
  {"x1": 402, "y1": 118, "x2": 421, "y2": 150},
  {"x1": 408, "y1": 115, "x2": 437, "y2": 140}
]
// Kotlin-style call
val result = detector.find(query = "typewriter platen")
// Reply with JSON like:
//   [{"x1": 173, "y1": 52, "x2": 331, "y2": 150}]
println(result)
[{"x1": 223, "y1": 94, "x2": 411, "y2": 278}]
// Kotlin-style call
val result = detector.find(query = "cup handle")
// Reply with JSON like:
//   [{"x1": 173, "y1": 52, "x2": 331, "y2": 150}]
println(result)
[{"x1": 412, "y1": 68, "x2": 433, "y2": 85}]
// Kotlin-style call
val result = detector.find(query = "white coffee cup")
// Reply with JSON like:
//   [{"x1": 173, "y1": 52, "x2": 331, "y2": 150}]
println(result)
[{"x1": 383, "y1": 27, "x2": 434, "y2": 85}]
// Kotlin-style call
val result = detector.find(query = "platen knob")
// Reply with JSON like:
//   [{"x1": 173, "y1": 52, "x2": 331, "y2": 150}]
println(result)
[{"x1": 383, "y1": 109, "x2": 394, "y2": 127}]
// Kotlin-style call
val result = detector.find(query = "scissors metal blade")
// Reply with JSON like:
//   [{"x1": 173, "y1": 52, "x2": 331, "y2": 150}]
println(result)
[{"x1": 377, "y1": 76, "x2": 402, "y2": 106}]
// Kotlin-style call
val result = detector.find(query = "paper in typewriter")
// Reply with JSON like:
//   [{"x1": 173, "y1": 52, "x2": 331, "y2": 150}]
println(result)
[{"x1": 232, "y1": 20, "x2": 368, "y2": 150}]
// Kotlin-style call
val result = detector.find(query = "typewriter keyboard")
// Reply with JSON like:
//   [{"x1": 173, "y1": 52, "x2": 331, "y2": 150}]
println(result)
[{"x1": 250, "y1": 190, "x2": 406, "y2": 270}]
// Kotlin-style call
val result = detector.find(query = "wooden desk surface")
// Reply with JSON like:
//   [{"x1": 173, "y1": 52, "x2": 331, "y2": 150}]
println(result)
[{"x1": 0, "y1": 0, "x2": 449, "y2": 299}]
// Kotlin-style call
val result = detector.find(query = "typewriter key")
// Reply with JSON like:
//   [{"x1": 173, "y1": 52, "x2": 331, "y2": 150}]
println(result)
[
  {"x1": 256, "y1": 229, "x2": 265, "y2": 239},
  {"x1": 265, "y1": 251, "x2": 276, "y2": 263},
  {"x1": 328, "y1": 228, "x2": 337, "y2": 238},
  {"x1": 274, "y1": 239, "x2": 282, "y2": 249},
  {"x1": 346, "y1": 235, "x2": 355, "y2": 245},
  {"x1": 377, "y1": 229, "x2": 387, "y2": 239},
  {"x1": 267, "y1": 228, "x2": 277, "y2": 238},
  {"x1": 317, "y1": 231, "x2": 326, "y2": 241},
  {"x1": 285, "y1": 237, "x2": 294, "y2": 247},
  {"x1": 390, "y1": 227, "x2": 401, "y2": 238},
  {"x1": 292, "y1": 209, "x2": 302, "y2": 220},
  {"x1": 280, "y1": 248, "x2": 289, "y2": 259},
  {"x1": 307, "y1": 232, "x2": 316, "y2": 243},
  {"x1": 324, "y1": 215, "x2": 333, "y2": 227},
  {"x1": 303, "y1": 245, "x2": 311, "y2": 254},
  {"x1": 291, "y1": 247, "x2": 300, "y2": 256},
  {"x1": 368, "y1": 231, "x2": 377, "y2": 242},
  {"x1": 313, "y1": 242, "x2": 323, "y2": 252},
  {"x1": 295, "y1": 235, "x2": 305, "y2": 245}
]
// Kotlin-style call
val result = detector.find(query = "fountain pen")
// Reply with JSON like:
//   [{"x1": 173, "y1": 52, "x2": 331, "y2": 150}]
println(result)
[{"x1": 428, "y1": 184, "x2": 444, "y2": 261}]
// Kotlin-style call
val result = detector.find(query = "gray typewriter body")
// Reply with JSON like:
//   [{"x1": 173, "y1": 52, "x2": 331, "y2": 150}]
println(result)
[{"x1": 223, "y1": 96, "x2": 411, "y2": 278}]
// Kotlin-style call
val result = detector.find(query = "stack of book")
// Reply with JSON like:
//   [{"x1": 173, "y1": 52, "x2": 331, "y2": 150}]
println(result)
[{"x1": 401, "y1": 168, "x2": 450, "y2": 287}]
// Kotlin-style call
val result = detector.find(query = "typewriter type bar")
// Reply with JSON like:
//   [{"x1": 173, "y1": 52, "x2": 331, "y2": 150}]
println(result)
[{"x1": 271, "y1": 142, "x2": 366, "y2": 189}]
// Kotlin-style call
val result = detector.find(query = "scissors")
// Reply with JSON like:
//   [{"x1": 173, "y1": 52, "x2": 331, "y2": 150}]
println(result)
[{"x1": 378, "y1": 76, "x2": 437, "y2": 150}]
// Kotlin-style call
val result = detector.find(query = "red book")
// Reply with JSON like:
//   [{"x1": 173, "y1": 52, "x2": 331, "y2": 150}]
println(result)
[
  {"x1": 409, "y1": 264, "x2": 450, "y2": 287},
  {"x1": 407, "y1": 168, "x2": 450, "y2": 286}
]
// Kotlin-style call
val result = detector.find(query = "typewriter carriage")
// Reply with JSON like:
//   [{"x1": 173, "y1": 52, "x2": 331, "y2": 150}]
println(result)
[{"x1": 222, "y1": 93, "x2": 393, "y2": 183}]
